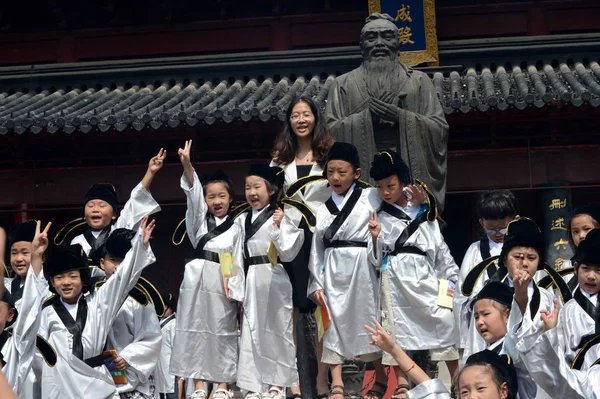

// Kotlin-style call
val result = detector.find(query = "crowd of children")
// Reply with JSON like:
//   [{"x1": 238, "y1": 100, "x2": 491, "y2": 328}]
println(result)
[{"x1": 0, "y1": 96, "x2": 599, "y2": 399}]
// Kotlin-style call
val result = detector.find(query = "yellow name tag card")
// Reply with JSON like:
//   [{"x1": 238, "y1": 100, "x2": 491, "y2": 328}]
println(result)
[
  {"x1": 267, "y1": 241, "x2": 278, "y2": 267},
  {"x1": 437, "y1": 279, "x2": 456, "y2": 309},
  {"x1": 219, "y1": 252, "x2": 234, "y2": 297}
]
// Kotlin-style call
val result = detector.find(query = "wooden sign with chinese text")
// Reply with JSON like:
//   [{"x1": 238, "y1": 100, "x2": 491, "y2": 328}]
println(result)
[
  {"x1": 542, "y1": 184, "x2": 574, "y2": 270},
  {"x1": 368, "y1": 0, "x2": 439, "y2": 66}
]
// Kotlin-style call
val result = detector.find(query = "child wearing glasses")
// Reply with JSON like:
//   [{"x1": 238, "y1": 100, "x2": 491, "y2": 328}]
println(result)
[{"x1": 454, "y1": 190, "x2": 519, "y2": 352}]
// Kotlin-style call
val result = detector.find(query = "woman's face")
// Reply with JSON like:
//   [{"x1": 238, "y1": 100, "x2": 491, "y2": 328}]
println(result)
[
  {"x1": 458, "y1": 365, "x2": 508, "y2": 399},
  {"x1": 570, "y1": 214, "x2": 596, "y2": 248},
  {"x1": 289, "y1": 101, "x2": 315, "y2": 139},
  {"x1": 505, "y1": 246, "x2": 539, "y2": 279}
]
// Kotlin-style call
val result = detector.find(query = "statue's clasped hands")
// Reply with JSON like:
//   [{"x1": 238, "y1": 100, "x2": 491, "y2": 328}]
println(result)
[{"x1": 370, "y1": 91, "x2": 399, "y2": 122}]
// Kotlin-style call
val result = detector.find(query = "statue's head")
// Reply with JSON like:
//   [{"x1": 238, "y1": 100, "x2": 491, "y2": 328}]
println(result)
[{"x1": 360, "y1": 13, "x2": 400, "y2": 63}]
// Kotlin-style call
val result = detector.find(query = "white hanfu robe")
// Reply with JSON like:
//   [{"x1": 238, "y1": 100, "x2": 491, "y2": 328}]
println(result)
[
  {"x1": 38, "y1": 231, "x2": 155, "y2": 399},
  {"x1": 71, "y1": 182, "x2": 161, "y2": 255},
  {"x1": 170, "y1": 172, "x2": 244, "y2": 383},
  {"x1": 307, "y1": 185, "x2": 382, "y2": 360},
  {"x1": 406, "y1": 379, "x2": 450, "y2": 399},
  {"x1": 235, "y1": 205, "x2": 304, "y2": 393},
  {"x1": 454, "y1": 238, "x2": 502, "y2": 349},
  {"x1": 1, "y1": 266, "x2": 48, "y2": 396},
  {"x1": 513, "y1": 327, "x2": 600, "y2": 399},
  {"x1": 369, "y1": 202, "x2": 458, "y2": 356},
  {"x1": 106, "y1": 295, "x2": 162, "y2": 396},
  {"x1": 156, "y1": 314, "x2": 177, "y2": 395}
]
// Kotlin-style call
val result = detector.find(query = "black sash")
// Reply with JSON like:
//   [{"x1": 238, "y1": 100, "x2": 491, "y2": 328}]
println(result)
[
  {"x1": 160, "y1": 314, "x2": 176, "y2": 329},
  {"x1": 243, "y1": 206, "x2": 275, "y2": 269},
  {"x1": 51, "y1": 296, "x2": 88, "y2": 360},
  {"x1": 572, "y1": 334, "x2": 600, "y2": 370},
  {"x1": 479, "y1": 238, "x2": 498, "y2": 279},
  {"x1": 490, "y1": 339, "x2": 504, "y2": 354},
  {"x1": 573, "y1": 288, "x2": 600, "y2": 349},
  {"x1": 246, "y1": 255, "x2": 271, "y2": 266},
  {"x1": 568, "y1": 275, "x2": 579, "y2": 293},
  {"x1": 285, "y1": 174, "x2": 326, "y2": 199},
  {"x1": 10, "y1": 277, "x2": 24, "y2": 303},
  {"x1": 83, "y1": 226, "x2": 112, "y2": 255},
  {"x1": 489, "y1": 267, "x2": 509, "y2": 284},
  {"x1": 323, "y1": 187, "x2": 362, "y2": 248},
  {"x1": 194, "y1": 216, "x2": 234, "y2": 261},
  {"x1": 379, "y1": 202, "x2": 427, "y2": 257}
]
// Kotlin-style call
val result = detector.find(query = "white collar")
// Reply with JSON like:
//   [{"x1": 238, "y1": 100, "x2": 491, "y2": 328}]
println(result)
[
  {"x1": 392, "y1": 201, "x2": 419, "y2": 220},
  {"x1": 487, "y1": 336, "x2": 505, "y2": 351},
  {"x1": 215, "y1": 215, "x2": 228, "y2": 226},
  {"x1": 60, "y1": 294, "x2": 83, "y2": 318},
  {"x1": 331, "y1": 183, "x2": 356, "y2": 209},
  {"x1": 251, "y1": 206, "x2": 269, "y2": 222}
]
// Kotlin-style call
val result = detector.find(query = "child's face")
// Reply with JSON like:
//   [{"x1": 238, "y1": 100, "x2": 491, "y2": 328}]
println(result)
[
  {"x1": 326, "y1": 160, "x2": 360, "y2": 195},
  {"x1": 0, "y1": 302, "x2": 16, "y2": 332},
  {"x1": 10, "y1": 241, "x2": 32, "y2": 278},
  {"x1": 570, "y1": 215, "x2": 596, "y2": 248},
  {"x1": 84, "y1": 199, "x2": 117, "y2": 230},
  {"x1": 100, "y1": 254, "x2": 122, "y2": 279},
  {"x1": 458, "y1": 365, "x2": 508, "y2": 399},
  {"x1": 205, "y1": 182, "x2": 232, "y2": 218},
  {"x1": 245, "y1": 176, "x2": 274, "y2": 210},
  {"x1": 505, "y1": 246, "x2": 539, "y2": 279},
  {"x1": 52, "y1": 269, "x2": 83, "y2": 303},
  {"x1": 576, "y1": 263, "x2": 600, "y2": 296},
  {"x1": 479, "y1": 217, "x2": 514, "y2": 244},
  {"x1": 375, "y1": 175, "x2": 406, "y2": 205},
  {"x1": 474, "y1": 299, "x2": 509, "y2": 345}
]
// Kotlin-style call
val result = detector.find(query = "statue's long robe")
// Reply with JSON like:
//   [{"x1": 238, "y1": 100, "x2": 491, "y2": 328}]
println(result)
[{"x1": 325, "y1": 65, "x2": 449, "y2": 210}]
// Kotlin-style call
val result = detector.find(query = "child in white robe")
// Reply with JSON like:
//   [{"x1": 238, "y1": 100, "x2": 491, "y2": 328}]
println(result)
[
  {"x1": 454, "y1": 190, "x2": 519, "y2": 351},
  {"x1": 511, "y1": 228, "x2": 600, "y2": 397},
  {"x1": 235, "y1": 164, "x2": 304, "y2": 399},
  {"x1": 170, "y1": 140, "x2": 245, "y2": 399},
  {"x1": 367, "y1": 149, "x2": 459, "y2": 397},
  {"x1": 94, "y1": 228, "x2": 163, "y2": 399},
  {"x1": 37, "y1": 218, "x2": 156, "y2": 399},
  {"x1": 1, "y1": 221, "x2": 54, "y2": 396},
  {"x1": 58, "y1": 148, "x2": 164, "y2": 255},
  {"x1": 156, "y1": 294, "x2": 177, "y2": 399},
  {"x1": 307, "y1": 142, "x2": 387, "y2": 399},
  {"x1": 365, "y1": 319, "x2": 519, "y2": 399},
  {"x1": 5, "y1": 220, "x2": 40, "y2": 310}
]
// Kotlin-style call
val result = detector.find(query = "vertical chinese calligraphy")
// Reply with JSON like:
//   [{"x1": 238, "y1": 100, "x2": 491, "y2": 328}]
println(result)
[
  {"x1": 395, "y1": 4, "x2": 414, "y2": 46},
  {"x1": 542, "y1": 184, "x2": 574, "y2": 271}
]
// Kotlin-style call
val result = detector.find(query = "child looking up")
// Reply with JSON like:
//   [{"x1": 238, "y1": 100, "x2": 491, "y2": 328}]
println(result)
[
  {"x1": 59, "y1": 149, "x2": 165, "y2": 255},
  {"x1": 368, "y1": 149, "x2": 459, "y2": 398},
  {"x1": 235, "y1": 164, "x2": 304, "y2": 399},
  {"x1": 170, "y1": 140, "x2": 245, "y2": 399},
  {"x1": 307, "y1": 142, "x2": 386, "y2": 399}
]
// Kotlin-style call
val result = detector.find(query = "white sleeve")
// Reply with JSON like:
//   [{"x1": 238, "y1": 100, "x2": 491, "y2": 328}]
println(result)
[
  {"x1": 227, "y1": 226, "x2": 246, "y2": 303},
  {"x1": 115, "y1": 182, "x2": 161, "y2": 230},
  {"x1": 180, "y1": 172, "x2": 208, "y2": 249},
  {"x1": 432, "y1": 222, "x2": 458, "y2": 282},
  {"x1": 307, "y1": 215, "x2": 326, "y2": 298},
  {"x1": 270, "y1": 215, "x2": 305, "y2": 262},
  {"x1": 93, "y1": 230, "x2": 156, "y2": 339},
  {"x1": 407, "y1": 378, "x2": 451, "y2": 399}
]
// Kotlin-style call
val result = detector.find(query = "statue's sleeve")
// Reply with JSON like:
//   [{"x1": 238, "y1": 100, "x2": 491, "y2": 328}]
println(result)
[{"x1": 398, "y1": 73, "x2": 449, "y2": 210}]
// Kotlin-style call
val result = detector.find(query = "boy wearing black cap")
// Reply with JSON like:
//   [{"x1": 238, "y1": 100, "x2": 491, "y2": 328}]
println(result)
[
  {"x1": 307, "y1": 142, "x2": 388, "y2": 399},
  {"x1": 38, "y1": 217, "x2": 156, "y2": 399},
  {"x1": 235, "y1": 163, "x2": 304, "y2": 399},
  {"x1": 59, "y1": 148, "x2": 165, "y2": 256},
  {"x1": 367, "y1": 149, "x2": 458, "y2": 396},
  {"x1": 5, "y1": 220, "x2": 38, "y2": 309},
  {"x1": 2, "y1": 221, "x2": 53, "y2": 396},
  {"x1": 92, "y1": 229, "x2": 163, "y2": 399}
]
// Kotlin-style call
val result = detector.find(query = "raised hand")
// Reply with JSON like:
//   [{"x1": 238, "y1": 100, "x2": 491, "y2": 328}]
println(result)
[
  {"x1": 541, "y1": 298, "x2": 560, "y2": 331},
  {"x1": 32, "y1": 220, "x2": 52, "y2": 257},
  {"x1": 140, "y1": 216, "x2": 156, "y2": 245},
  {"x1": 365, "y1": 318, "x2": 397, "y2": 354},
  {"x1": 368, "y1": 210, "x2": 381, "y2": 240},
  {"x1": 404, "y1": 184, "x2": 426, "y2": 205},
  {"x1": 513, "y1": 267, "x2": 532, "y2": 314},
  {"x1": 148, "y1": 148, "x2": 167, "y2": 174},
  {"x1": 273, "y1": 207, "x2": 284, "y2": 228},
  {"x1": 178, "y1": 140, "x2": 192, "y2": 165}
]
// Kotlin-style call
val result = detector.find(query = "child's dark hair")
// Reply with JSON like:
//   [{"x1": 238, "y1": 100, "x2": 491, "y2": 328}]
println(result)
[
  {"x1": 457, "y1": 361, "x2": 517, "y2": 399},
  {"x1": 476, "y1": 190, "x2": 519, "y2": 220},
  {"x1": 264, "y1": 180, "x2": 283, "y2": 207},
  {"x1": 272, "y1": 96, "x2": 334, "y2": 166}
]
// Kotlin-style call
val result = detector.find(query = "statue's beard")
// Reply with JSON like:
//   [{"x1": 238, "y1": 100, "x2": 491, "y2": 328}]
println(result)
[{"x1": 363, "y1": 57, "x2": 402, "y2": 99}]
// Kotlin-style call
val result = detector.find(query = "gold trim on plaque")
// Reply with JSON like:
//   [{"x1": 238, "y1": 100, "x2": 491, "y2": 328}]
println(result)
[{"x1": 368, "y1": 0, "x2": 439, "y2": 66}]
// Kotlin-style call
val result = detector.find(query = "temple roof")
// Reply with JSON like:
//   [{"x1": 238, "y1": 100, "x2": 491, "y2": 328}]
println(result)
[{"x1": 1, "y1": 60, "x2": 599, "y2": 135}]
